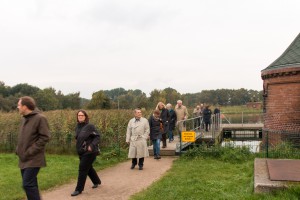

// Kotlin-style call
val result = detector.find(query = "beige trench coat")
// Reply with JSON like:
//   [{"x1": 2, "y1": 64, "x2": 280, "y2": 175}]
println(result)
[
  {"x1": 126, "y1": 117, "x2": 149, "y2": 158},
  {"x1": 175, "y1": 105, "x2": 189, "y2": 132}
]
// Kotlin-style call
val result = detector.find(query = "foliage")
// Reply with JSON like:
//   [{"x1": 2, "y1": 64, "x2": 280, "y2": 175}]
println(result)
[
  {"x1": 0, "y1": 109, "x2": 153, "y2": 154},
  {"x1": 0, "y1": 81, "x2": 263, "y2": 112},
  {"x1": 183, "y1": 144, "x2": 255, "y2": 164},
  {"x1": 86, "y1": 90, "x2": 111, "y2": 109}
]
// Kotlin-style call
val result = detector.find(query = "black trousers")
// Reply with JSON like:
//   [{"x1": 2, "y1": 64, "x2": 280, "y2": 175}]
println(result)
[
  {"x1": 162, "y1": 133, "x2": 167, "y2": 147},
  {"x1": 21, "y1": 167, "x2": 41, "y2": 200},
  {"x1": 75, "y1": 153, "x2": 101, "y2": 192},
  {"x1": 132, "y1": 157, "x2": 144, "y2": 167}
]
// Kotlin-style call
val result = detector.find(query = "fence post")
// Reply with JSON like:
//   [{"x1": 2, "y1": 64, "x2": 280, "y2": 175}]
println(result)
[
  {"x1": 266, "y1": 130, "x2": 269, "y2": 158},
  {"x1": 179, "y1": 129, "x2": 182, "y2": 156},
  {"x1": 66, "y1": 133, "x2": 72, "y2": 148},
  {"x1": 117, "y1": 126, "x2": 120, "y2": 156}
]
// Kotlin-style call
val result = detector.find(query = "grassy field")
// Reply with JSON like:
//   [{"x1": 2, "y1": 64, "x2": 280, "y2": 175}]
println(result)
[
  {"x1": 130, "y1": 149, "x2": 300, "y2": 200},
  {"x1": 218, "y1": 105, "x2": 262, "y2": 114},
  {"x1": 0, "y1": 152, "x2": 127, "y2": 200}
]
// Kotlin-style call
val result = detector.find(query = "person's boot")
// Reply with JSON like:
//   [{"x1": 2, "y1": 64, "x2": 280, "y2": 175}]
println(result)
[{"x1": 130, "y1": 164, "x2": 136, "y2": 169}]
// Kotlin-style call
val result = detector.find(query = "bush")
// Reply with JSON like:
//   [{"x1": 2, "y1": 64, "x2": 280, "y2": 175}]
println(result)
[{"x1": 183, "y1": 144, "x2": 254, "y2": 163}]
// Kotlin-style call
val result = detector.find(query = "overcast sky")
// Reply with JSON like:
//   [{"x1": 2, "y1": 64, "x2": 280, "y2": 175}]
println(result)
[{"x1": 0, "y1": 0, "x2": 299, "y2": 99}]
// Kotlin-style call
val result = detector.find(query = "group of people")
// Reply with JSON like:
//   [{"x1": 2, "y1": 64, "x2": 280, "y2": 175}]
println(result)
[
  {"x1": 126, "y1": 100, "x2": 188, "y2": 168},
  {"x1": 193, "y1": 104, "x2": 221, "y2": 132},
  {"x1": 15, "y1": 95, "x2": 219, "y2": 199}
]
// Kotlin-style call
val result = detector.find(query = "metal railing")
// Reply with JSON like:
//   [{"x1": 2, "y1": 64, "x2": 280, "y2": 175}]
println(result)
[{"x1": 176, "y1": 113, "x2": 221, "y2": 154}]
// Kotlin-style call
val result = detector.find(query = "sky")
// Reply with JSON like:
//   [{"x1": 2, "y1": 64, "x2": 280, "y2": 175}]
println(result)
[{"x1": 0, "y1": 0, "x2": 299, "y2": 99}]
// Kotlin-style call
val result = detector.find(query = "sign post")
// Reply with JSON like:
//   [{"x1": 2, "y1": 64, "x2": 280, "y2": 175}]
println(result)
[{"x1": 181, "y1": 131, "x2": 196, "y2": 142}]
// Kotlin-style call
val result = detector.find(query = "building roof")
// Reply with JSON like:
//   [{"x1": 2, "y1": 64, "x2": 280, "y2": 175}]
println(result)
[{"x1": 262, "y1": 33, "x2": 300, "y2": 71}]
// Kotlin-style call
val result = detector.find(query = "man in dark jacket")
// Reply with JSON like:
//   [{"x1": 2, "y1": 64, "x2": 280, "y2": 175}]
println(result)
[
  {"x1": 16, "y1": 96, "x2": 50, "y2": 200},
  {"x1": 203, "y1": 105, "x2": 212, "y2": 132}
]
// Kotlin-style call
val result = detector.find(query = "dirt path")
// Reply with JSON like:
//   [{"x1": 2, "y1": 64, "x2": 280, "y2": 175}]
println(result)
[{"x1": 42, "y1": 156, "x2": 176, "y2": 200}]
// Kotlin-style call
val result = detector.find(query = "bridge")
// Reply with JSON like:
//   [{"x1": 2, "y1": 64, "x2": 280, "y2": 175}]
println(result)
[{"x1": 148, "y1": 114, "x2": 263, "y2": 156}]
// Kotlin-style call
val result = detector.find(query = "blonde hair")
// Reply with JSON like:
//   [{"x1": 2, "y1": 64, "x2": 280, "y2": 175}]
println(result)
[{"x1": 155, "y1": 102, "x2": 166, "y2": 110}]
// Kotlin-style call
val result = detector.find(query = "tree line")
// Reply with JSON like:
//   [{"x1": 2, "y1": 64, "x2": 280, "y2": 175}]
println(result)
[{"x1": 0, "y1": 81, "x2": 263, "y2": 112}]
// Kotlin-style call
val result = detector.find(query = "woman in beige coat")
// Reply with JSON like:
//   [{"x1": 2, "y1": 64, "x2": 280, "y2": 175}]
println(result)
[{"x1": 126, "y1": 108, "x2": 150, "y2": 170}]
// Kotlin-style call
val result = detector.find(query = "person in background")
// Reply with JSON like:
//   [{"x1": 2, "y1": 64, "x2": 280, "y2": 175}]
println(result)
[
  {"x1": 149, "y1": 109, "x2": 163, "y2": 159},
  {"x1": 213, "y1": 106, "x2": 221, "y2": 129},
  {"x1": 193, "y1": 105, "x2": 201, "y2": 130},
  {"x1": 126, "y1": 108, "x2": 150, "y2": 170},
  {"x1": 71, "y1": 110, "x2": 101, "y2": 197},
  {"x1": 16, "y1": 96, "x2": 50, "y2": 200},
  {"x1": 200, "y1": 103, "x2": 204, "y2": 129},
  {"x1": 155, "y1": 102, "x2": 169, "y2": 148},
  {"x1": 166, "y1": 103, "x2": 177, "y2": 142},
  {"x1": 174, "y1": 100, "x2": 189, "y2": 133},
  {"x1": 203, "y1": 105, "x2": 212, "y2": 132}
]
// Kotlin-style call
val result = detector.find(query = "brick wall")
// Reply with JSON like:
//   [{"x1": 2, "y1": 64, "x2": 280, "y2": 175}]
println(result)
[{"x1": 262, "y1": 66, "x2": 300, "y2": 132}]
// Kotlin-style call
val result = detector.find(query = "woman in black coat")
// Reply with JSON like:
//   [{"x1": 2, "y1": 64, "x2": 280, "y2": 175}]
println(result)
[
  {"x1": 71, "y1": 110, "x2": 101, "y2": 196},
  {"x1": 203, "y1": 106, "x2": 212, "y2": 132},
  {"x1": 166, "y1": 103, "x2": 177, "y2": 142},
  {"x1": 156, "y1": 102, "x2": 170, "y2": 148},
  {"x1": 149, "y1": 109, "x2": 163, "y2": 159}
]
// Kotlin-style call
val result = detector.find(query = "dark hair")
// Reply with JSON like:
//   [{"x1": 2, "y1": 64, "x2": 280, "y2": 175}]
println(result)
[
  {"x1": 20, "y1": 96, "x2": 36, "y2": 111},
  {"x1": 153, "y1": 109, "x2": 160, "y2": 115},
  {"x1": 76, "y1": 110, "x2": 89, "y2": 123}
]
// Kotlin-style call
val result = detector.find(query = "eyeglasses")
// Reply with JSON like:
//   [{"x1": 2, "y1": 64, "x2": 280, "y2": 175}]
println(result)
[{"x1": 78, "y1": 115, "x2": 85, "y2": 117}]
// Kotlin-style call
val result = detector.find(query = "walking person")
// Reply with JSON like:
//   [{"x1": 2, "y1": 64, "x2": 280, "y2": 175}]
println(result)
[
  {"x1": 149, "y1": 109, "x2": 163, "y2": 159},
  {"x1": 126, "y1": 108, "x2": 150, "y2": 170},
  {"x1": 16, "y1": 96, "x2": 50, "y2": 200},
  {"x1": 156, "y1": 102, "x2": 169, "y2": 148},
  {"x1": 193, "y1": 105, "x2": 201, "y2": 130},
  {"x1": 174, "y1": 100, "x2": 189, "y2": 133},
  {"x1": 203, "y1": 105, "x2": 212, "y2": 132},
  {"x1": 166, "y1": 103, "x2": 177, "y2": 142},
  {"x1": 71, "y1": 110, "x2": 101, "y2": 196},
  {"x1": 213, "y1": 106, "x2": 221, "y2": 130}
]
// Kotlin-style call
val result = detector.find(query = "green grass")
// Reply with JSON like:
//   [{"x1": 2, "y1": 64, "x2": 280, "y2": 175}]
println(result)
[
  {"x1": 0, "y1": 151, "x2": 127, "y2": 200},
  {"x1": 130, "y1": 148, "x2": 300, "y2": 200},
  {"x1": 219, "y1": 105, "x2": 262, "y2": 114}
]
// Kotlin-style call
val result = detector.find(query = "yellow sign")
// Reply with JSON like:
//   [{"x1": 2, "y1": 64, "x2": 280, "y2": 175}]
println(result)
[{"x1": 181, "y1": 131, "x2": 196, "y2": 142}]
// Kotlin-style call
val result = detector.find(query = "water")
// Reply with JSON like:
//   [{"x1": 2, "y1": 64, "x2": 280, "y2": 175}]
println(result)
[
  {"x1": 221, "y1": 141, "x2": 261, "y2": 153},
  {"x1": 220, "y1": 113, "x2": 263, "y2": 153}
]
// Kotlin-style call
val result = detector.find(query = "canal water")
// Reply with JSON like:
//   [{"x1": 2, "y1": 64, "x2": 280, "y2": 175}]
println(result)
[{"x1": 221, "y1": 113, "x2": 263, "y2": 153}]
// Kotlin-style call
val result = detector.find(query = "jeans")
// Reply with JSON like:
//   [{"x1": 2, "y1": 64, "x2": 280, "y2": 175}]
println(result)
[
  {"x1": 152, "y1": 139, "x2": 161, "y2": 156},
  {"x1": 168, "y1": 130, "x2": 174, "y2": 141},
  {"x1": 21, "y1": 167, "x2": 41, "y2": 200}
]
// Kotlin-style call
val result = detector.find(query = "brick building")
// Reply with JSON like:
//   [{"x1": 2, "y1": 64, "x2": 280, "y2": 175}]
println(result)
[{"x1": 261, "y1": 33, "x2": 300, "y2": 145}]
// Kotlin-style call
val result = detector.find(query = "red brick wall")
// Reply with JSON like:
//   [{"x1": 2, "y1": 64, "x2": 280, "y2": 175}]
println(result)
[{"x1": 262, "y1": 67, "x2": 300, "y2": 131}]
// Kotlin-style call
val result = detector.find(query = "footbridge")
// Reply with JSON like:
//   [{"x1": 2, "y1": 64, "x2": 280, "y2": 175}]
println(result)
[{"x1": 148, "y1": 114, "x2": 263, "y2": 156}]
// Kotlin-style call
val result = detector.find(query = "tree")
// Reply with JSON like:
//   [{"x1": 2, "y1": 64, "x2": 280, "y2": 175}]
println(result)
[
  {"x1": 148, "y1": 89, "x2": 166, "y2": 109},
  {"x1": 10, "y1": 83, "x2": 40, "y2": 97},
  {"x1": 163, "y1": 87, "x2": 181, "y2": 105},
  {"x1": 34, "y1": 87, "x2": 60, "y2": 111},
  {"x1": 0, "y1": 81, "x2": 10, "y2": 97},
  {"x1": 86, "y1": 90, "x2": 111, "y2": 109}
]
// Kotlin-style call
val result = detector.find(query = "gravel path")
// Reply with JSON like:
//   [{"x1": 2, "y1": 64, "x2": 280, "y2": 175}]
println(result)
[{"x1": 41, "y1": 156, "x2": 176, "y2": 200}]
